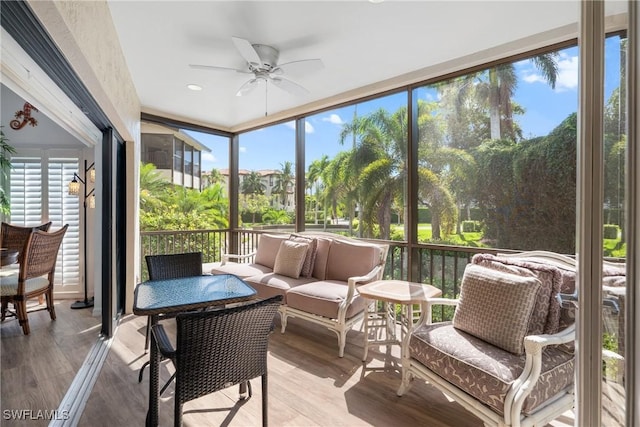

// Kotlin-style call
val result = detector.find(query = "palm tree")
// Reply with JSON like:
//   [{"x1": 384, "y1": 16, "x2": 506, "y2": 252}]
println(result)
[
  {"x1": 320, "y1": 152, "x2": 353, "y2": 231},
  {"x1": 339, "y1": 107, "x2": 408, "y2": 240},
  {"x1": 447, "y1": 53, "x2": 558, "y2": 142},
  {"x1": 485, "y1": 54, "x2": 558, "y2": 140},
  {"x1": 272, "y1": 161, "x2": 295, "y2": 209},
  {"x1": 307, "y1": 155, "x2": 329, "y2": 225},
  {"x1": 241, "y1": 170, "x2": 266, "y2": 195},
  {"x1": 139, "y1": 162, "x2": 170, "y2": 212},
  {"x1": 202, "y1": 168, "x2": 224, "y2": 188}
]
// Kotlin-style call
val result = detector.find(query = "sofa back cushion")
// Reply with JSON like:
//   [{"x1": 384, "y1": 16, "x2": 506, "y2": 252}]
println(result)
[
  {"x1": 325, "y1": 239, "x2": 382, "y2": 282},
  {"x1": 254, "y1": 234, "x2": 289, "y2": 269},
  {"x1": 311, "y1": 237, "x2": 332, "y2": 280},
  {"x1": 453, "y1": 264, "x2": 541, "y2": 355},
  {"x1": 273, "y1": 240, "x2": 309, "y2": 279}
]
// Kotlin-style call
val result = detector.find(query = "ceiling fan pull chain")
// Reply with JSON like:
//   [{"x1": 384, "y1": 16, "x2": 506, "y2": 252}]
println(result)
[{"x1": 265, "y1": 82, "x2": 268, "y2": 116}]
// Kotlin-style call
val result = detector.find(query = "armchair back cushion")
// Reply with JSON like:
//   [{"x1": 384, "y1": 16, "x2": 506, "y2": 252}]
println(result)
[
  {"x1": 254, "y1": 234, "x2": 289, "y2": 269},
  {"x1": 472, "y1": 253, "x2": 563, "y2": 335},
  {"x1": 453, "y1": 264, "x2": 540, "y2": 355}
]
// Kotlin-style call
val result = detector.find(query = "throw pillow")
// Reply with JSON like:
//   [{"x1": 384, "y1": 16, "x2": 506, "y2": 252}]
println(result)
[
  {"x1": 289, "y1": 235, "x2": 318, "y2": 278},
  {"x1": 273, "y1": 240, "x2": 309, "y2": 279},
  {"x1": 453, "y1": 263, "x2": 540, "y2": 355}
]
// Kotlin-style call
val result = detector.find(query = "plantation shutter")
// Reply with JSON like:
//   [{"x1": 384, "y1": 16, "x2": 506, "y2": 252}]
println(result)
[
  {"x1": 9, "y1": 155, "x2": 80, "y2": 288},
  {"x1": 48, "y1": 159, "x2": 81, "y2": 287},
  {"x1": 9, "y1": 158, "x2": 42, "y2": 224}
]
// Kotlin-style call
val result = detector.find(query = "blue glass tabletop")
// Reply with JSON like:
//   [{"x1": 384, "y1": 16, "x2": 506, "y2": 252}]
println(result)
[{"x1": 133, "y1": 274, "x2": 256, "y2": 315}]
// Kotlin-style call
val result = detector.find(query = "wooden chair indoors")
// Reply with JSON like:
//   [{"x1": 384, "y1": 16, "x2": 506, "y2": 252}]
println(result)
[
  {"x1": 151, "y1": 295, "x2": 282, "y2": 427},
  {"x1": 0, "y1": 221, "x2": 53, "y2": 265},
  {"x1": 0, "y1": 224, "x2": 68, "y2": 335},
  {"x1": 138, "y1": 252, "x2": 204, "y2": 384}
]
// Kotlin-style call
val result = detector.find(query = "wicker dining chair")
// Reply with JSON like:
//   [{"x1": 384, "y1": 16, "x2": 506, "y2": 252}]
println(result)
[
  {"x1": 138, "y1": 252, "x2": 204, "y2": 384},
  {"x1": 151, "y1": 295, "x2": 282, "y2": 427},
  {"x1": 0, "y1": 221, "x2": 53, "y2": 264},
  {"x1": 0, "y1": 225, "x2": 67, "y2": 335}
]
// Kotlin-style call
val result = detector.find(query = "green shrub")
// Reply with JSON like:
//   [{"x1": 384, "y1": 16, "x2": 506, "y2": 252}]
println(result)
[
  {"x1": 462, "y1": 220, "x2": 479, "y2": 232},
  {"x1": 604, "y1": 224, "x2": 620, "y2": 239}
]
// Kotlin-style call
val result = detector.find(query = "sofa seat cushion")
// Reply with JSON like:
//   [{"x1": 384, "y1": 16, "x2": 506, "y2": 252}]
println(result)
[
  {"x1": 285, "y1": 280, "x2": 367, "y2": 319},
  {"x1": 245, "y1": 273, "x2": 316, "y2": 301},
  {"x1": 209, "y1": 262, "x2": 272, "y2": 278},
  {"x1": 409, "y1": 322, "x2": 574, "y2": 415}
]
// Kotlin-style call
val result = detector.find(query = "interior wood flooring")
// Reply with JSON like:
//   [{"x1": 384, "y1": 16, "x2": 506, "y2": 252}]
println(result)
[{"x1": 2, "y1": 300, "x2": 578, "y2": 427}]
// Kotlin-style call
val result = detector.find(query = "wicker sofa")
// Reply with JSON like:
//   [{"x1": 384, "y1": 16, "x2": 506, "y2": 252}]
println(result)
[
  {"x1": 398, "y1": 251, "x2": 577, "y2": 427},
  {"x1": 204, "y1": 232, "x2": 389, "y2": 357}
]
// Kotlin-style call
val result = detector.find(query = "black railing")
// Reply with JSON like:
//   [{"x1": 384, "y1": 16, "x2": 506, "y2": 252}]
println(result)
[{"x1": 140, "y1": 229, "x2": 499, "y2": 320}]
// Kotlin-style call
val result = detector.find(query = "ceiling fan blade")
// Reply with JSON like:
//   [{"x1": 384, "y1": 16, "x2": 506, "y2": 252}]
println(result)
[
  {"x1": 189, "y1": 64, "x2": 250, "y2": 74},
  {"x1": 236, "y1": 78, "x2": 260, "y2": 97},
  {"x1": 232, "y1": 36, "x2": 261, "y2": 67},
  {"x1": 272, "y1": 58, "x2": 324, "y2": 76},
  {"x1": 269, "y1": 76, "x2": 309, "y2": 97}
]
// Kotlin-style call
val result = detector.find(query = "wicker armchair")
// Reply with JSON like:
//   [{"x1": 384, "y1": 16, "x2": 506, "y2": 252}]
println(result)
[
  {"x1": 138, "y1": 252, "x2": 204, "y2": 384},
  {"x1": 0, "y1": 221, "x2": 52, "y2": 264},
  {"x1": 151, "y1": 295, "x2": 282, "y2": 427},
  {"x1": 0, "y1": 225, "x2": 67, "y2": 335}
]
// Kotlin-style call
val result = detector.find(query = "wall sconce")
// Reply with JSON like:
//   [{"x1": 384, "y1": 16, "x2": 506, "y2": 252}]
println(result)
[{"x1": 68, "y1": 159, "x2": 95, "y2": 310}]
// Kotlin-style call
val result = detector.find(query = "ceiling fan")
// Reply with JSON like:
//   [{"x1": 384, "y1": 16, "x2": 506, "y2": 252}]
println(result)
[{"x1": 190, "y1": 36, "x2": 323, "y2": 97}]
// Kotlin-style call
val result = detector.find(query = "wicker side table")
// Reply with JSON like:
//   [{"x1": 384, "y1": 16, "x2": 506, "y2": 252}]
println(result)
[{"x1": 358, "y1": 280, "x2": 442, "y2": 364}]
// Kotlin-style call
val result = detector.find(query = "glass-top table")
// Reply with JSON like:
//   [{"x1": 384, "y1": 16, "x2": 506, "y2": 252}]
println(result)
[{"x1": 133, "y1": 274, "x2": 257, "y2": 426}]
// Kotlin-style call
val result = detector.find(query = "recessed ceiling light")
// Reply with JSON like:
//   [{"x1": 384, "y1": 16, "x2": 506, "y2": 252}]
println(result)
[
  {"x1": 187, "y1": 84, "x2": 202, "y2": 91},
  {"x1": 369, "y1": 0, "x2": 384, "y2": 3}
]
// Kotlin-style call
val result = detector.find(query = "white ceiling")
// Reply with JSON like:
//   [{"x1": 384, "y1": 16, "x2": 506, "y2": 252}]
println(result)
[{"x1": 107, "y1": 1, "x2": 626, "y2": 133}]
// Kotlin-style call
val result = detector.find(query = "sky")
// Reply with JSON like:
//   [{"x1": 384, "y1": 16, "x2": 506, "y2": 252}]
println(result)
[{"x1": 187, "y1": 35, "x2": 624, "y2": 174}]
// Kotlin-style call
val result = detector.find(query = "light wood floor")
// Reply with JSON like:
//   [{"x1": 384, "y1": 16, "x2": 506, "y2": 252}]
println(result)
[
  {"x1": 2, "y1": 301, "x2": 577, "y2": 427},
  {"x1": 1, "y1": 299, "x2": 102, "y2": 426}
]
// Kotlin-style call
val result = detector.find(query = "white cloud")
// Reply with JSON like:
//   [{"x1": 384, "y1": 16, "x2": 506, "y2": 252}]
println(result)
[
  {"x1": 239, "y1": 146, "x2": 247, "y2": 153},
  {"x1": 521, "y1": 53, "x2": 578, "y2": 92},
  {"x1": 554, "y1": 54, "x2": 579, "y2": 91},
  {"x1": 284, "y1": 121, "x2": 315, "y2": 133},
  {"x1": 321, "y1": 113, "x2": 345, "y2": 125},
  {"x1": 202, "y1": 152, "x2": 216, "y2": 163}
]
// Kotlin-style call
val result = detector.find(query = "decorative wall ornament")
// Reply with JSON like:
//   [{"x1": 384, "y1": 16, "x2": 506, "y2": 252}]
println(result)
[{"x1": 10, "y1": 102, "x2": 39, "y2": 130}]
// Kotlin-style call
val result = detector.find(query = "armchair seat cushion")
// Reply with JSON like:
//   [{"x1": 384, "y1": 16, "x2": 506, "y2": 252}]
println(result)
[
  {"x1": 285, "y1": 280, "x2": 367, "y2": 319},
  {"x1": 409, "y1": 322, "x2": 574, "y2": 415},
  {"x1": 209, "y1": 262, "x2": 272, "y2": 278}
]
